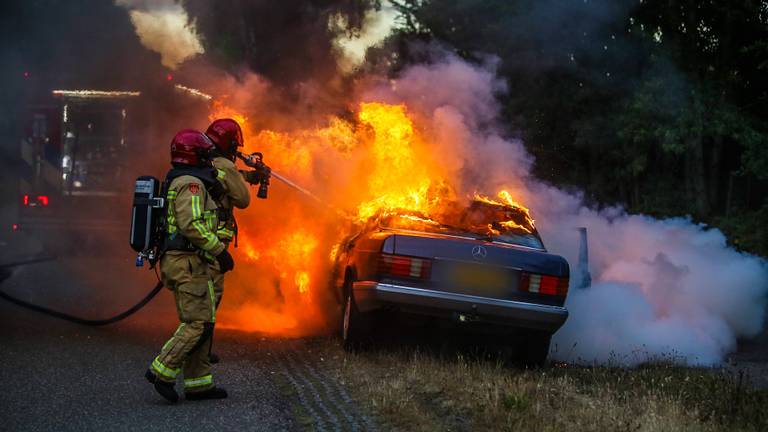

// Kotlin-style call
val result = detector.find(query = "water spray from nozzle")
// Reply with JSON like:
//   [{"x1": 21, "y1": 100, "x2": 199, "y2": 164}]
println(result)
[{"x1": 236, "y1": 151, "x2": 350, "y2": 218}]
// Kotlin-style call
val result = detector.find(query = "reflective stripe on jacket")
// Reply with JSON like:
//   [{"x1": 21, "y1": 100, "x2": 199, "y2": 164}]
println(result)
[{"x1": 166, "y1": 175, "x2": 225, "y2": 257}]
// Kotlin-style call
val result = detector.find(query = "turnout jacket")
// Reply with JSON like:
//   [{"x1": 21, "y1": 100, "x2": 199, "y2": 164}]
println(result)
[
  {"x1": 165, "y1": 174, "x2": 225, "y2": 258},
  {"x1": 211, "y1": 156, "x2": 251, "y2": 243}
]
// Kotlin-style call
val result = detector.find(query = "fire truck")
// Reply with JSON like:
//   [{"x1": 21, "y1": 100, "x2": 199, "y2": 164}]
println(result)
[{"x1": 15, "y1": 86, "x2": 209, "y2": 253}]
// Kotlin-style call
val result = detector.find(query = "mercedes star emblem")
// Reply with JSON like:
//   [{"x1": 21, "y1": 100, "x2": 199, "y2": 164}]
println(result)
[{"x1": 471, "y1": 245, "x2": 487, "y2": 260}]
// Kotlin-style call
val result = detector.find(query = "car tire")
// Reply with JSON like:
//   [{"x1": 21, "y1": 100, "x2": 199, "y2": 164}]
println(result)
[
  {"x1": 520, "y1": 331, "x2": 552, "y2": 367},
  {"x1": 341, "y1": 280, "x2": 368, "y2": 351}
]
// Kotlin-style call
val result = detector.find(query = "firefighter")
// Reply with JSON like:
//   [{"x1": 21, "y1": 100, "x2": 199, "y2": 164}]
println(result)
[
  {"x1": 203, "y1": 118, "x2": 269, "y2": 364},
  {"x1": 145, "y1": 129, "x2": 234, "y2": 403},
  {"x1": 203, "y1": 118, "x2": 249, "y2": 364},
  {"x1": 204, "y1": 119, "x2": 250, "y2": 304}
]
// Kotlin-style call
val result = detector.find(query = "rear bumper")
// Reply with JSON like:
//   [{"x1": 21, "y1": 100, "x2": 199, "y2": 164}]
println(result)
[{"x1": 352, "y1": 281, "x2": 569, "y2": 333}]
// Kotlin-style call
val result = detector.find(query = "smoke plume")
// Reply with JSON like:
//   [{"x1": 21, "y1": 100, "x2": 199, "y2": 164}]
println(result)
[
  {"x1": 361, "y1": 51, "x2": 768, "y2": 366},
  {"x1": 115, "y1": 0, "x2": 204, "y2": 69},
  {"x1": 203, "y1": 46, "x2": 767, "y2": 365}
]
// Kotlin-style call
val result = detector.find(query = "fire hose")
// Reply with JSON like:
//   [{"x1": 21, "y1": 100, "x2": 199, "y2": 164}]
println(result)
[{"x1": 0, "y1": 254, "x2": 164, "y2": 326}]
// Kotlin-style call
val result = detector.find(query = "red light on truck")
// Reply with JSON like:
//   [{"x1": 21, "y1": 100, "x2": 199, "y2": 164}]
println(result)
[
  {"x1": 12, "y1": 224, "x2": 19, "y2": 231},
  {"x1": 22, "y1": 195, "x2": 49, "y2": 207}
]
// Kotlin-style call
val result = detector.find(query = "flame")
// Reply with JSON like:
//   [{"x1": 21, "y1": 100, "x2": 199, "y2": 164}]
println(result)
[
  {"x1": 295, "y1": 271, "x2": 310, "y2": 294},
  {"x1": 206, "y1": 99, "x2": 535, "y2": 336},
  {"x1": 355, "y1": 103, "x2": 435, "y2": 220},
  {"x1": 397, "y1": 214, "x2": 441, "y2": 226},
  {"x1": 473, "y1": 190, "x2": 536, "y2": 234}
]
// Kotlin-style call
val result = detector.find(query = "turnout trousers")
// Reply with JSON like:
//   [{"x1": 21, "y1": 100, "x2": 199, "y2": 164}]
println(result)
[
  {"x1": 151, "y1": 252, "x2": 217, "y2": 393},
  {"x1": 211, "y1": 260, "x2": 225, "y2": 307},
  {"x1": 207, "y1": 250, "x2": 226, "y2": 357}
]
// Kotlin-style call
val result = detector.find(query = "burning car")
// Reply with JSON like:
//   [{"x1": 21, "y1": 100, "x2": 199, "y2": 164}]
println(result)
[{"x1": 331, "y1": 193, "x2": 570, "y2": 365}]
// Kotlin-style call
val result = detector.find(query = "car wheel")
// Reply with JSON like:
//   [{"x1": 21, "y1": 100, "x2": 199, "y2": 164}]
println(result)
[
  {"x1": 520, "y1": 331, "x2": 552, "y2": 367},
  {"x1": 341, "y1": 281, "x2": 368, "y2": 351}
]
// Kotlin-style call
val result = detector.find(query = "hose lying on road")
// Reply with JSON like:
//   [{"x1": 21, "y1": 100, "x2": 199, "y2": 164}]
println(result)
[
  {"x1": 0, "y1": 280, "x2": 164, "y2": 326},
  {"x1": 0, "y1": 255, "x2": 164, "y2": 326}
]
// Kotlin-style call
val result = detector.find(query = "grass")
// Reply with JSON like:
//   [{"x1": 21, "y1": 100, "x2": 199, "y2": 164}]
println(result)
[{"x1": 321, "y1": 344, "x2": 768, "y2": 432}]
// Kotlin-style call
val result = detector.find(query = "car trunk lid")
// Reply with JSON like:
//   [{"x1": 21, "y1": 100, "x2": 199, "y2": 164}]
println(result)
[{"x1": 387, "y1": 232, "x2": 569, "y2": 303}]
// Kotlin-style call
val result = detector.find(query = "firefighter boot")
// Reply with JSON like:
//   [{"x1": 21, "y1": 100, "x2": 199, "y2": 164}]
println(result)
[
  {"x1": 145, "y1": 369, "x2": 157, "y2": 384},
  {"x1": 186, "y1": 386, "x2": 228, "y2": 401},
  {"x1": 154, "y1": 380, "x2": 180, "y2": 403}
]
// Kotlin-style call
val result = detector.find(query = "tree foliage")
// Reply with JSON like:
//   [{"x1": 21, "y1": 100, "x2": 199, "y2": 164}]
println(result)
[{"x1": 385, "y1": 0, "x2": 768, "y2": 254}]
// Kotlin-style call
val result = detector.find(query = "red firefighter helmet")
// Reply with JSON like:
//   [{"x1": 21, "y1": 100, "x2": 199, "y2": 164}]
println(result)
[
  {"x1": 170, "y1": 129, "x2": 215, "y2": 166},
  {"x1": 205, "y1": 118, "x2": 244, "y2": 157}
]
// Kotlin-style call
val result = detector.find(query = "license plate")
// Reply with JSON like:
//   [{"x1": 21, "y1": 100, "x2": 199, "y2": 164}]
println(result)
[{"x1": 451, "y1": 265, "x2": 509, "y2": 292}]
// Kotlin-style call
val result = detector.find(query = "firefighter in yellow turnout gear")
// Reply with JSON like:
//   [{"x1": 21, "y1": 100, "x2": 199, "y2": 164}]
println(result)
[
  {"x1": 205, "y1": 118, "x2": 269, "y2": 313},
  {"x1": 146, "y1": 129, "x2": 234, "y2": 403},
  {"x1": 210, "y1": 155, "x2": 249, "y2": 304}
]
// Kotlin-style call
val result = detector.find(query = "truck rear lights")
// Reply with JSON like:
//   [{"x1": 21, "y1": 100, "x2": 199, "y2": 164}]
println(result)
[
  {"x1": 22, "y1": 195, "x2": 50, "y2": 207},
  {"x1": 519, "y1": 272, "x2": 568, "y2": 296},
  {"x1": 379, "y1": 253, "x2": 432, "y2": 280}
]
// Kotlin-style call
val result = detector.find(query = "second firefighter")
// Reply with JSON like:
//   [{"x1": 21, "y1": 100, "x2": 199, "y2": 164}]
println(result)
[{"x1": 146, "y1": 129, "x2": 234, "y2": 403}]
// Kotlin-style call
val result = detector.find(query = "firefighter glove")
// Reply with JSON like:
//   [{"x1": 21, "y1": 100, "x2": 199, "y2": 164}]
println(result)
[
  {"x1": 243, "y1": 152, "x2": 263, "y2": 168},
  {"x1": 216, "y1": 249, "x2": 235, "y2": 273},
  {"x1": 240, "y1": 166, "x2": 271, "y2": 186}
]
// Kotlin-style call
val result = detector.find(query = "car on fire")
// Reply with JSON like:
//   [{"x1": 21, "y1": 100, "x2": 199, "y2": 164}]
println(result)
[{"x1": 331, "y1": 195, "x2": 570, "y2": 365}]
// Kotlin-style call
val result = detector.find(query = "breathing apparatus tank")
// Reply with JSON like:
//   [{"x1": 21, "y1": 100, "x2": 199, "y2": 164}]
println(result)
[{"x1": 130, "y1": 176, "x2": 165, "y2": 266}]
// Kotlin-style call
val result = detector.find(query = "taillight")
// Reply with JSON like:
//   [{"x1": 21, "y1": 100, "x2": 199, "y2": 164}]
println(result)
[
  {"x1": 378, "y1": 253, "x2": 432, "y2": 280},
  {"x1": 21, "y1": 195, "x2": 49, "y2": 207},
  {"x1": 520, "y1": 272, "x2": 569, "y2": 296}
]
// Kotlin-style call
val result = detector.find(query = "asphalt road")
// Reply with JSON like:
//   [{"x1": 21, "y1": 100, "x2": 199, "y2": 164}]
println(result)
[
  {"x1": 3, "y1": 235, "x2": 763, "y2": 432},
  {"x1": 0, "y1": 243, "x2": 371, "y2": 431}
]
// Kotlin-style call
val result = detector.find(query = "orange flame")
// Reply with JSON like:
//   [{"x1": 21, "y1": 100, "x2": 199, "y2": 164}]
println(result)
[
  {"x1": 207, "y1": 99, "x2": 534, "y2": 336},
  {"x1": 473, "y1": 190, "x2": 536, "y2": 234}
]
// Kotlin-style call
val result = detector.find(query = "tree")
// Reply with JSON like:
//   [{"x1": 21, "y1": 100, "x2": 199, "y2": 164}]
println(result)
[{"x1": 385, "y1": 0, "x2": 768, "y2": 252}]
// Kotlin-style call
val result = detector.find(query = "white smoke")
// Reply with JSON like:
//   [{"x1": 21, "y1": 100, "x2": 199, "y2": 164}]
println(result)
[
  {"x1": 540, "y1": 189, "x2": 768, "y2": 365},
  {"x1": 115, "y1": 0, "x2": 204, "y2": 70},
  {"x1": 331, "y1": 1, "x2": 399, "y2": 73},
  {"x1": 362, "y1": 52, "x2": 768, "y2": 366}
]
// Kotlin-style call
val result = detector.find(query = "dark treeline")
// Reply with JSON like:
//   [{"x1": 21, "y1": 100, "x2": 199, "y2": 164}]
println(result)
[
  {"x1": 374, "y1": 0, "x2": 768, "y2": 255},
  {"x1": 187, "y1": 0, "x2": 379, "y2": 85}
]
